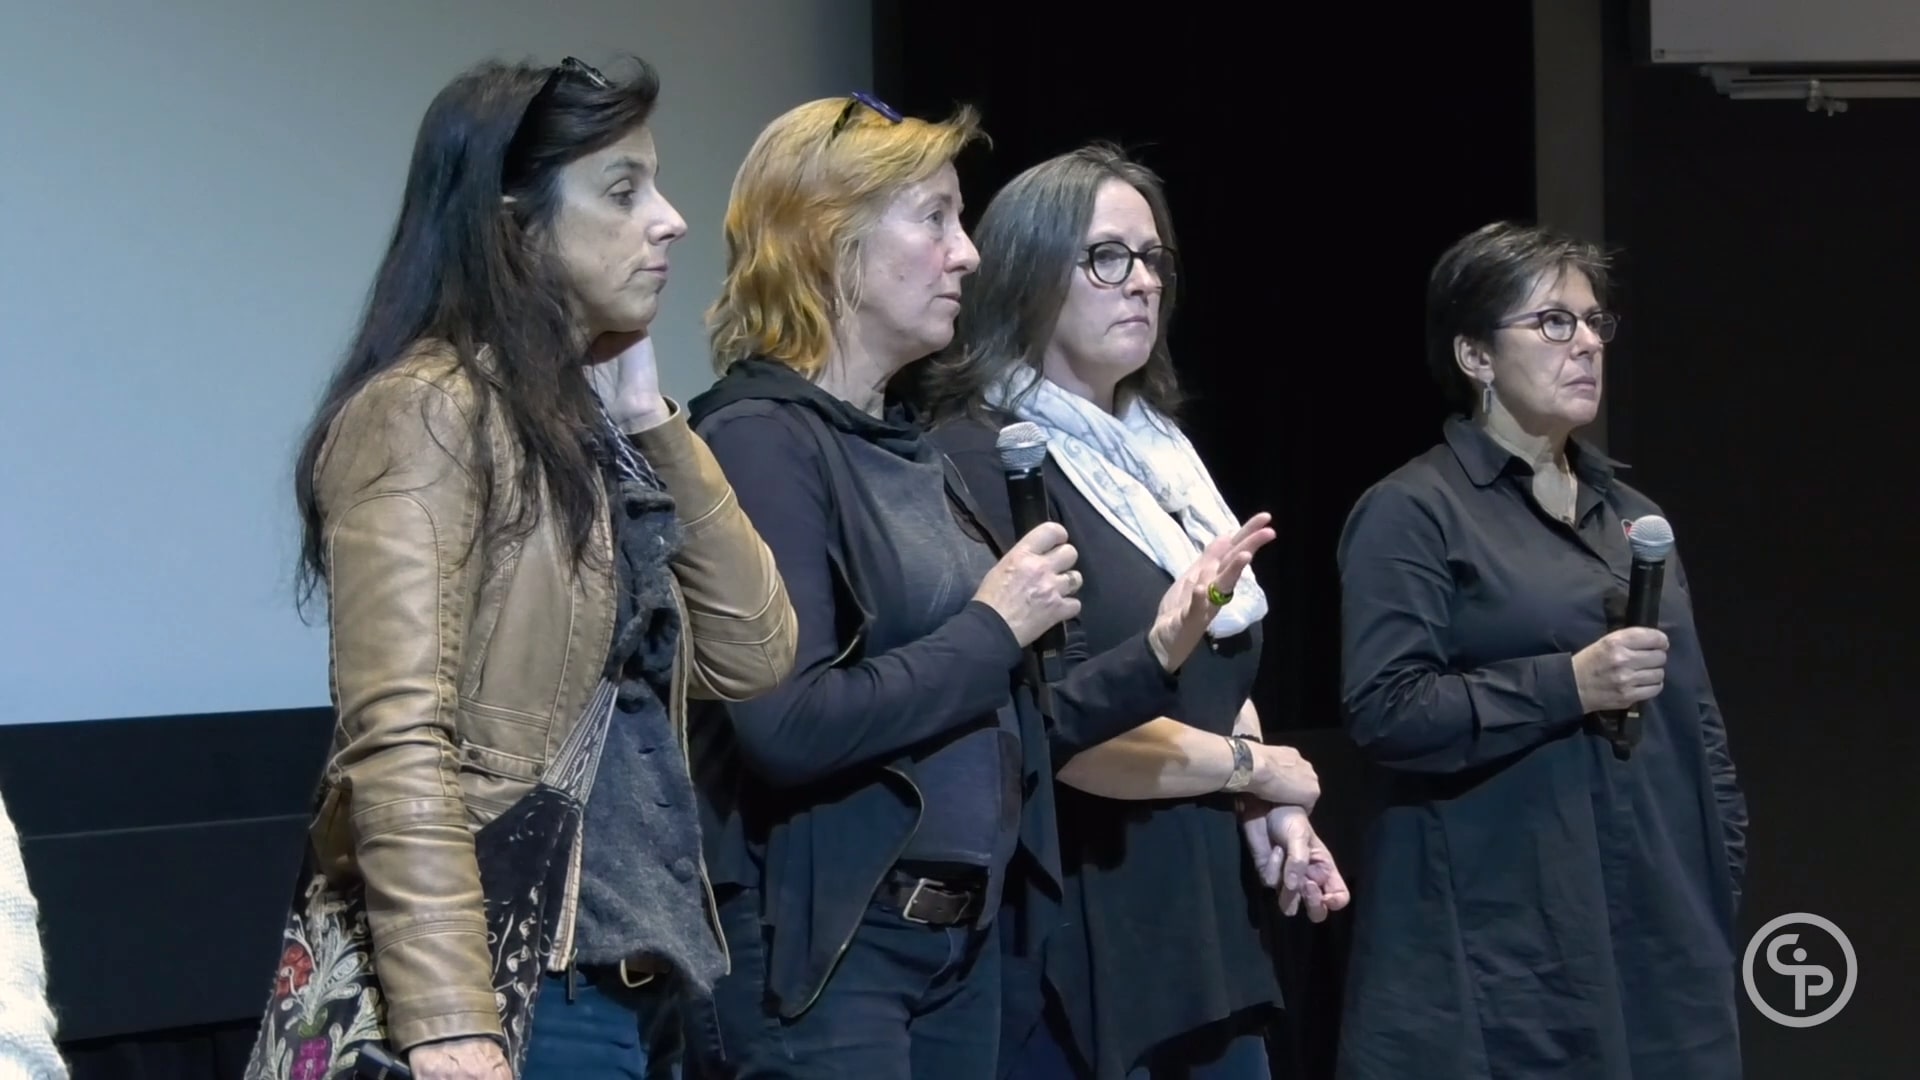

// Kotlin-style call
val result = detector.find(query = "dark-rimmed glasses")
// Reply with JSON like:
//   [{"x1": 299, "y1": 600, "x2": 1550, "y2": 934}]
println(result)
[
  {"x1": 1499, "y1": 307, "x2": 1618, "y2": 343},
  {"x1": 830, "y1": 91, "x2": 904, "y2": 140},
  {"x1": 1081, "y1": 241, "x2": 1178, "y2": 287}
]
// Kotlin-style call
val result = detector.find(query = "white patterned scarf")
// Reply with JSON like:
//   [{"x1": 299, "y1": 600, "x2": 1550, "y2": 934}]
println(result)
[{"x1": 984, "y1": 368, "x2": 1267, "y2": 638}]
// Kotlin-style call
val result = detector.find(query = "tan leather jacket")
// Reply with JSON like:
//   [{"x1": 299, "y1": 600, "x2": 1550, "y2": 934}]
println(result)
[{"x1": 305, "y1": 348, "x2": 795, "y2": 1053}]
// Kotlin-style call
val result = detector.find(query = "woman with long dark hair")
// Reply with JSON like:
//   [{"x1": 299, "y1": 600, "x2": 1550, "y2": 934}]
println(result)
[{"x1": 259, "y1": 56, "x2": 796, "y2": 1080}]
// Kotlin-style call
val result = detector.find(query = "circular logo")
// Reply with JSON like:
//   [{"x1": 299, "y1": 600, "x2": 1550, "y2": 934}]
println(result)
[{"x1": 1741, "y1": 912, "x2": 1857, "y2": 1028}]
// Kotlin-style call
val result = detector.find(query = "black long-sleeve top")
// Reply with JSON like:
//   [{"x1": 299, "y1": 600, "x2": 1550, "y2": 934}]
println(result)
[
  {"x1": 931, "y1": 415, "x2": 1280, "y2": 1080},
  {"x1": 683, "y1": 359, "x2": 1180, "y2": 1018},
  {"x1": 1332, "y1": 417, "x2": 1748, "y2": 1080}
]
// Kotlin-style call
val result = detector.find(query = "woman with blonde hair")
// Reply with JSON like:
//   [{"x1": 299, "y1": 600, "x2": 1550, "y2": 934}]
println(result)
[{"x1": 679, "y1": 96, "x2": 1272, "y2": 1079}]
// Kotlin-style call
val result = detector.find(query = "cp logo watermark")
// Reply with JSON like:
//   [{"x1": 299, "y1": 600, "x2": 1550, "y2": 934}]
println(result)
[{"x1": 1741, "y1": 913, "x2": 1857, "y2": 1027}]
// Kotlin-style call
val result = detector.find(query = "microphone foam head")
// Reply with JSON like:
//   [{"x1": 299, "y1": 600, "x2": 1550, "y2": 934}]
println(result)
[
  {"x1": 1627, "y1": 514, "x2": 1675, "y2": 560},
  {"x1": 995, "y1": 421, "x2": 1049, "y2": 471}
]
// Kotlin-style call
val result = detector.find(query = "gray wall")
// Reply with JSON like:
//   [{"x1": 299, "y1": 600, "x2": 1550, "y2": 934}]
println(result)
[{"x1": 0, "y1": 0, "x2": 871, "y2": 724}]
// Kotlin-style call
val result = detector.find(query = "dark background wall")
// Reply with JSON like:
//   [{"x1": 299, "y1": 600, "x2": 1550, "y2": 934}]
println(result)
[
  {"x1": 1602, "y1": 4, "x2": 1920, "y2": 1075},
  {"x1": 877, "y1": 0, "x2": 1538, "y2": 751}
]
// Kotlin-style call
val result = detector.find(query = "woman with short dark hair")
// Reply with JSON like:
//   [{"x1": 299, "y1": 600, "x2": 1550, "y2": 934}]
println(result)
[{"x1": 1333, "y1": 220, "x2": 1748, "y2": 1080}]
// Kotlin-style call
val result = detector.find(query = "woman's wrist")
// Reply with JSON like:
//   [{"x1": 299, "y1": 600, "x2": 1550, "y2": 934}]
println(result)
[
  {"x1": 611, "y1": 395, "x2": 672, "y2": 434},
  {"x1": 1147, "y1": 625, "x2": 1174, "y2": 672}
]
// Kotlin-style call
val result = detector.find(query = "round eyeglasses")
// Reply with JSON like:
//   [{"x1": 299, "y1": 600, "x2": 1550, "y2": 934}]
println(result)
[
  {"x1": 1081, "y1": 241, "x2": 1178, "y2": 287},
  {"x1": 1499, "y1": 307, "x2": 1619, "y2": 344}
]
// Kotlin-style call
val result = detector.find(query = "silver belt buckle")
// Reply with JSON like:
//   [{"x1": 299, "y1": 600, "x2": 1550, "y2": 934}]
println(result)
[{"x1": 900, "y1": 878, "x2": 935, "y2": 924}]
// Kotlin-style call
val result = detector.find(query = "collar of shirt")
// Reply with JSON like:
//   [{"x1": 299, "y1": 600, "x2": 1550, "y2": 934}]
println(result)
[{"x1": 1442, "y1": 414, "x2": 1628, "y2": 494}]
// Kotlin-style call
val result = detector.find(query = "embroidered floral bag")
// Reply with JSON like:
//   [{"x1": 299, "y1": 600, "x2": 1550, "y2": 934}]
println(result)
[{"x1": 242, "y1": 679, "x2": 617, "y2": 1080}]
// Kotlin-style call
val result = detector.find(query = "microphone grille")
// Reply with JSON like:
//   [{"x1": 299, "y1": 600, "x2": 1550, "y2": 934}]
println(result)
[
  {"x1": 995, "y1": 421, "x2": 1049, "y2": 470},
  {"x1": 1627, "y1": 514, "x2": 1675, "y2": 560}
]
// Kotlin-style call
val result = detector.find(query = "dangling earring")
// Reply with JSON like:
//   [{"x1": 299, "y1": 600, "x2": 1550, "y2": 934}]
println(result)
[{"x1": 1480, "y1": 379, "x2": 1495, "y2": 415}]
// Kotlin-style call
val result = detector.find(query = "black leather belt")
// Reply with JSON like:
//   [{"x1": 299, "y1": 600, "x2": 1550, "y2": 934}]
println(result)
[{"x1": 876, "y1": 868, "x2": 983, "y2": 926}]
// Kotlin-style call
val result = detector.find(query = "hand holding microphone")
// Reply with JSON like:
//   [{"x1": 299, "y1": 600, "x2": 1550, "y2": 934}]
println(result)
[
  {"x1": 981, "y1": 423, "x2": 1082, "y2": 653},
  {"x1": 1574, "y1": 515, "x2": 1676, "y2": 757},
  {"x1": 973, "y1": 521, "x2": 1081, "y2": 648},
  {"x1": 1573, "y1": 627, "x2": 1669, "y2": 713}
]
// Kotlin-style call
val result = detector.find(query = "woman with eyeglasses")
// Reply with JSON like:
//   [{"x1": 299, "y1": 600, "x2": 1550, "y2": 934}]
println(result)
[
  {"x1": 1331, "y1": 221, "x2": 1748, "y2": 1080},
  {"x1": 914, "y1": 143, "x2": 1342, "y2": 1080},
  {"x1": 677, "y1": 101, "x2": 1265, "y2": 1080},
  {"x1": 248, "y1": 56, "x2": 798, "y2": 1080}
]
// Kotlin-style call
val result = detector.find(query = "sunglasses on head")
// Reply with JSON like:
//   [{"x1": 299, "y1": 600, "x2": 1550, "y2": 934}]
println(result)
[
  {"x1": 548, "y1": 55, "x2": 610, "y2": 91},
  {"x1": 830, "y1": 91, "x2": 904, "y2": 140}
]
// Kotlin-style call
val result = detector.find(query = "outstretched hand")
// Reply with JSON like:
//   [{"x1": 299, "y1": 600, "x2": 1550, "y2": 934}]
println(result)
[
  {"x1": 586, "y1": 331, "x2": 670, "y2": 432},
  {"x1": 1147, "y1": 513, "x2": 1275, "y2": 672}
]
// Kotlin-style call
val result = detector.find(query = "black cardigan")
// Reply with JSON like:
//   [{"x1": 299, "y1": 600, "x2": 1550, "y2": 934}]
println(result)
[
  {"x1": 683, "y1": 360, "x2": 1179, "y2": 1021},
  {"x1": 930, "y1": 412, "x2": 1280, "y2": 1079}
]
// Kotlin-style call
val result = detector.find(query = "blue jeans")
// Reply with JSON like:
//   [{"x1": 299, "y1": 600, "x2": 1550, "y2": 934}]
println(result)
[
  {"x1": 1006, "y1": 1005, "x2": 1272, "y2": 1080},
  {"x1": 521, "y1": 966, "x2": 683, "y2": 1080},
  {"x1": 685, "y1": 885, "x2": 1000, "y2": 1079}
]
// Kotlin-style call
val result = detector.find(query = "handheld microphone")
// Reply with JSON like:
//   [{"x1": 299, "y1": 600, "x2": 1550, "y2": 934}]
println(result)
[
  {"x1": 1606, "y1": 514, "x2": 1675, "y2": 760},
  {"x1": 995, "y1": 422, "x2": 1065, "y2": 678}
]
